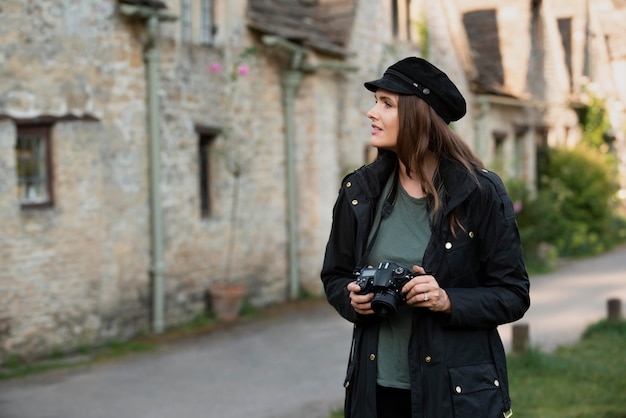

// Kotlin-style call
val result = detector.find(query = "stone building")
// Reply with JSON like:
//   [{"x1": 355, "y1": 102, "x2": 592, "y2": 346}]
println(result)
[
  {"x1": 1, "y1": 0, "x2": 624, "y2": 363},
  {"x1": 420, "y1": 0, "x2": 626, "y2": 192}
]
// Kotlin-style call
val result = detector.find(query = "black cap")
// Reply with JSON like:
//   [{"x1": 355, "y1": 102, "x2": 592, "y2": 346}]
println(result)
[{"x1": 364, "y1": 57, "x2": 466, "y2": 123}]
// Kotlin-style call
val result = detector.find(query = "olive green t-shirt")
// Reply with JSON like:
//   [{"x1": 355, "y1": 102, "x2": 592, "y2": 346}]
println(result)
[{"x1": 367, "y1": 180, "x2": 432, "y2": 390}]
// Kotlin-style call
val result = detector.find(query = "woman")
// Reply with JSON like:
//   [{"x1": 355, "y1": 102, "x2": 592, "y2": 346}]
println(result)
[{"x1": 320, "y1": 57, "x2": 530, "y2": 418}]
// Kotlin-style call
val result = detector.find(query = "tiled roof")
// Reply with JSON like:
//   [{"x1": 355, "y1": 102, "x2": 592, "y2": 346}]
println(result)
[
  {"x1": 462, "y1": 9, "x2": 511, "y2": 96},
  {"x1": 246, "y1": 0, "x2": 356, "y2": 57}
]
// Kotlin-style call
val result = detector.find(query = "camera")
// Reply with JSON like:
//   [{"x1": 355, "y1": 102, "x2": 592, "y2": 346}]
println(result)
[{"x1": 354, "y1": 262, "x2": 416, "y2": 317}]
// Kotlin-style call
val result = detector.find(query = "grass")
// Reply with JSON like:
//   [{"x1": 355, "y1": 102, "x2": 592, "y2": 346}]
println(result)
[
  {"x1": 507, "y1": 319, "x2": 626, "y2": 418},
  {"x1": 330, "y1": 408, "x2": 343, "y2": 418},
  {"x1": 328, "y1": 319, "x2": 626, "y2": 418}
]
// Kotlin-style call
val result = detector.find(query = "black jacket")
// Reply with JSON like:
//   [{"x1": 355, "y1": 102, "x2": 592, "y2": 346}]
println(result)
[{"x1": 321, "y1": 151, "x2": 530, "y2": 418}]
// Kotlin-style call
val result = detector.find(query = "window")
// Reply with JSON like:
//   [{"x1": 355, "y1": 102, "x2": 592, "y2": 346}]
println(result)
[
  {"x1": 392, "y1": 0, "x2": 399, "y2": 37},
  {"x1": 392, "y1": 0, "x2": 413, "y2": 42},
  {"x1": 16, "y1": 124, "x2": 54, "y2": 208},
  {"x1": 514, "y1": 124, "x2": 529, "y2": 179},
  {"x1": 179, "y1": 0, "x2": 215, "y2": 45},
  {"x1": 200, "y1": 0, "x2": 215, "y2": 45},
  {"x1": 535, "y1": 125, "x2": 550, "y2": 184},
  {"x1": 557, "y1": 17, "x2": 573, "y2": 90},
  {"x1": 197, "y1": 127, "x2": 219, "y2": 218},
  {"x1": 492, "y1": 130, "x2": 507, "y2": 175},
  {"x1": 181, "y1": 0, "x2": 192, "y2": 42}
]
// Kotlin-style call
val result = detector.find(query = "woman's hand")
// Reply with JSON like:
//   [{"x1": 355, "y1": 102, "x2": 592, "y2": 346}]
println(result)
[
  {"x1": 402, "y1": 265, "x2": 452, "y2": 314},
  {"x1": 347, "y1": 281, "x2": 375, "y2": 315}
]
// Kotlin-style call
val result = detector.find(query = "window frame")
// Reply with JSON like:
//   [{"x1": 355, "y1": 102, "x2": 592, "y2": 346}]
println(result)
[{"x1": 16, "y1": 123, "x2": 54, "y2": 209}]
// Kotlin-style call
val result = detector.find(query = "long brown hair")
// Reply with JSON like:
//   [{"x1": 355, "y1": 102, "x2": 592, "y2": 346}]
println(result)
[{"x1": 395, "y1": 94, "x2": 485, "y2": 234}]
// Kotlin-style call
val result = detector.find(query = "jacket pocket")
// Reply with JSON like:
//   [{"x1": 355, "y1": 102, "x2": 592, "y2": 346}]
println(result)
[{"x1": 448, "y1": 363, "x2": 505, "y2": 418}]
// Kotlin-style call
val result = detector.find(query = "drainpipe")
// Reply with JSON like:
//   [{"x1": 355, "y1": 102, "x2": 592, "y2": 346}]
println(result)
[
  {"x1": 262, "y1": 35, "x2": 358, "y2": 300},
  {"x1": 145, "y1": 15, "x2": 166, "y2": 334},
  {"x1": 281, "y1": 70, "x2": 303, "y2": 300},
  {"x1": 119, "y1": 4, "x2": 176, "y2": 333},
  {"x1": 262, "y1": 36, "x2": 308, "y2": 300}
]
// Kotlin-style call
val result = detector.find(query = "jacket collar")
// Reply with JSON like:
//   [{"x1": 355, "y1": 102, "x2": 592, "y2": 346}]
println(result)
[
  {"x1": 349, "y1": 149, "x2": 398, "y2": 200},
  {"x1": 436, "y1": 159, "x2": 479, "y2": 216},
  {"x1": 354, "y1": 150, "x2": 479, "y2": 216}
]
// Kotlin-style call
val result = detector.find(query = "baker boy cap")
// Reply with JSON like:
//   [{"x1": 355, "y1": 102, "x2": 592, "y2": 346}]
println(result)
[{"x1": 364, "y1": 57, "x2": 466, "y2": 123}]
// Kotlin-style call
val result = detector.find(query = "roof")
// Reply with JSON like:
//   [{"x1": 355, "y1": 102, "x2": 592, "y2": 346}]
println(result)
[
  {"x1": 246, "y1": 0, "x2": 356, "y2": 57},
  {"x1": 461, "y1": 8, "x2": 512, "y2": 96}
]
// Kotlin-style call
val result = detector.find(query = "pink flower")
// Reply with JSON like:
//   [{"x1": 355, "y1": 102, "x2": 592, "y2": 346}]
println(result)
[
  {"x1": 208, "y1": 62, "x2": 221, "y2": 73},
  {"x1": 237, "y1": 64, "x2": 249, "y2": 76},
  {"x1": 513, "y1": 201, "x2": 523, "y2": 214}
]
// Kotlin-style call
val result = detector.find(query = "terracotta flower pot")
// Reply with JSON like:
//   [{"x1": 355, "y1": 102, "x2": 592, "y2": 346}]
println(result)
[{"x1": 209, "y1": 284, "x2": 246, "y2": 322}]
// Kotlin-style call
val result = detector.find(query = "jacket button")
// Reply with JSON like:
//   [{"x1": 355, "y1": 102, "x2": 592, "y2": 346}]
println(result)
[
  {"x1": 425, "y1": 356, "x2": 431, "y2": 363},
  {"x1": 344, "y1": 381, "x2": 350, "y2": 388},
  {"x1": 445, "y1": 242, "x2": 452, "y2": 250},
  {"x1": 469, "y1": 231, "x2": 474, "y2": 238},
  {"x1": 346, "y1": 181, "x2": 352, "y2": 188},
  {"x1": 351, "y1": 199, "x2": 358, "y2": 206},
  {"x1": 455, "y1": 386, "x2": 462, "y2": 394},
  {"x1": 369, "y1": 354, "x2": 376, "y2": 361},
  {"x1": 494, "y1": 379, "x2": 500, "y2": 387}
]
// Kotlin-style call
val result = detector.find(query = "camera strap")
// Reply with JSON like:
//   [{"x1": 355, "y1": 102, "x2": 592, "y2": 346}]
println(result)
[{"x1": 354, "y1": 170, "x2": 399, "y2": 274}]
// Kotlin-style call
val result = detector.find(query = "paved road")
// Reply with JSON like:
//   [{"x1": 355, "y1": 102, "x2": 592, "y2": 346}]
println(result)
[
  {"x1": 1, "y1": 246, "x2": 625, "y2": 418},
  {"x1": 499, "y1": 244, "x2": 626, "y2": 352}
]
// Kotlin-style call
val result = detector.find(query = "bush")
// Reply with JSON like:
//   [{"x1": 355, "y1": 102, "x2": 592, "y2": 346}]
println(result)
[
  {"x1": 508, "y1": 144, "x2": 625, "y2": 270},
  {"x1": 505, "y1": 179, "x2": 558, "y2": 272},
  {"x1": 540, "y1": 145, "x2": 620, "y2": 255}
]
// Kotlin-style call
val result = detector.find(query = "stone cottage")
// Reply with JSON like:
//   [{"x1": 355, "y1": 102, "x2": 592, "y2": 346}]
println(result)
[{"x1": 0, "y1": 0, "x2": 624, "y2": 363}]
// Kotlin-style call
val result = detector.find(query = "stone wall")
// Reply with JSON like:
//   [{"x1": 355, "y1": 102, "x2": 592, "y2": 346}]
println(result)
[{"x1": 0, "y1": 0, "x2": 292, "y2": 360}]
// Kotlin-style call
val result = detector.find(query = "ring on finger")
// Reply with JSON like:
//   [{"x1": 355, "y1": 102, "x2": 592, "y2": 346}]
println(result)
[{"x1": 423, "y1": 292, "x2": 429, "y2": 302}]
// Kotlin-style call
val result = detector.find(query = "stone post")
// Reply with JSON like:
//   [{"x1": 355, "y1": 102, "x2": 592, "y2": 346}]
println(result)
[
  {"x1": 607, "y1": 298, "x2": 622, "y2": 321},
  {"x1": 512, "y1": 323, "x2": 530, "y2": 354}
]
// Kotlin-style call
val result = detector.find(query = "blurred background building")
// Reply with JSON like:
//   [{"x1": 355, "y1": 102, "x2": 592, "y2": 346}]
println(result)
[{"x1": 1, "y1": 0, "x2": 624, "y2": 363}]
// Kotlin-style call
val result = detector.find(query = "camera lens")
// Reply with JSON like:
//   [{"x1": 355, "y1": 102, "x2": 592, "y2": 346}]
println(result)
[{"x1": 371, "y1": 291, "x2": 401, "y2": 317}]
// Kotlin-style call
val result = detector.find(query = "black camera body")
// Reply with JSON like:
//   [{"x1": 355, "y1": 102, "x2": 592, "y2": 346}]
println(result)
[{"x1": 355, "y1": 262, "x2": 416, "y2": 317}]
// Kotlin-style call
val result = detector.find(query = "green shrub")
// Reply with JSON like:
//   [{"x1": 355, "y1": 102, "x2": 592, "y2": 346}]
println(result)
[
  {"x1": 579, "y1": 91, "x2": 612, "y2": 150},
  {"x1": 539, "y1": 144, "x2": 620, "y2": 256},
  {"x1": 508, "y1": 144, "x2": 625, "y2": 270},
  {"x1": 506, "y1": 179, "x2": 560, "y2": 272}
]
